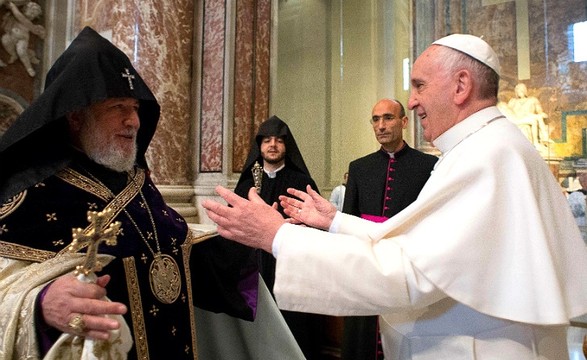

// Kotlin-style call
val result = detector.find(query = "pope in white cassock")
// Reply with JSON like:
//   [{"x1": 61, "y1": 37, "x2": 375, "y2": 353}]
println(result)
[{"x1": 202, "y1": 34, "x2": 587, "y2": 360}]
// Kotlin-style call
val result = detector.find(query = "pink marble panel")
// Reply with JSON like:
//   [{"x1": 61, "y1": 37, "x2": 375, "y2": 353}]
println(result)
[
  {"x1": 232, "y1": 0, "x2": 256, "y2": 172},
  {"x1": 232, "y1": 0, "x2": 272, "y2": 172},
  {"x1": 253, "y1": 0, "x2": 271, "y2": 133},
  {"x1": 74, "y1": 0, "x2": 195, "y2": 185},
  {"x1": 199, "y1": 0, "x2": 226, "y2": 172}
]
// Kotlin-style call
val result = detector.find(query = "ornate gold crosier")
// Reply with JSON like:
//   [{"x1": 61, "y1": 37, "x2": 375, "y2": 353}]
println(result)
[
  {"x1": 69, "y1": 208, "x2": 121, "y2": 276},
  {"x1": 252, "y1": 161, "x2": 263, "y2": 194}
]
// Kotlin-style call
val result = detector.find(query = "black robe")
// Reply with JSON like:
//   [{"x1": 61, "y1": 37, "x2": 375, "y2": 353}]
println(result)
[
  {"x1": 234, "y1": 165, "x2": 323, "y2": 360},
  {"x1": 235, "y1": 166, "x2": 318, "y2": 292},
  {"x1": 0, "y1": 155, "x2": 257, "y2": 359},
  {"x1": 341, "y1": 144, "x2": 437, "y2": 360}
]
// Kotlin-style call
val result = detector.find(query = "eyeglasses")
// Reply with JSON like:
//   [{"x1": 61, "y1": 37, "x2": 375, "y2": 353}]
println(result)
[{"x1": 370, "y1": 114, "x2": 396, "y2": 124}]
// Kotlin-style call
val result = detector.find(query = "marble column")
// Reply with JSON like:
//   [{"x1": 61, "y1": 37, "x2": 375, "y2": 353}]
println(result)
[{"x1": 194, "y1": 0, "x2": 271, "y2": 224}]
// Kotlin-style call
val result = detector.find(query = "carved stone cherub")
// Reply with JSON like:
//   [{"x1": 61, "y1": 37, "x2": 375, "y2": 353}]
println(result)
[{"x1": 0, "y1": 1, "x2": 45, "y2": 77}]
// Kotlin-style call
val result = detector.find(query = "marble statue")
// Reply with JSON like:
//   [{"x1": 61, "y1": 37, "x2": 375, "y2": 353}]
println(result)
[
  {"x1": 0, "y1": 1, "x2": 45, "y2": 77},
  {"x1": 503, "y1": 83, "x2": 551, "y2": 152}
]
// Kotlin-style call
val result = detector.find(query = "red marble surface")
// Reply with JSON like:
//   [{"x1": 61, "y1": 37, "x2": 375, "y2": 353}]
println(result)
[
  {"x1": 199, "y1": 0, "x2": 226, "y2": 173},
  {"x1": 231, "y1": 0, "x2": 271, "y2": 172},
  {"x1": 232, "y1": 0, "x2": 256, "y2": 172}
]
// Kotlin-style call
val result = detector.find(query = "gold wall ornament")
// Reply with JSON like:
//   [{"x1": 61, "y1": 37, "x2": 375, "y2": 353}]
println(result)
[
  {"x1": 69, "y1": 208, "x2": 121, "y2": 276},
  {"x1": 252, "y1": 161, "x2": 263, "y2": 194}
]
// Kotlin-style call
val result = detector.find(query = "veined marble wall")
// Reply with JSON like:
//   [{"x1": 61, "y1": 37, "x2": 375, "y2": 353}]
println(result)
[{"x1": 197, "y1": 0, "x2": 271, "y2": 175}]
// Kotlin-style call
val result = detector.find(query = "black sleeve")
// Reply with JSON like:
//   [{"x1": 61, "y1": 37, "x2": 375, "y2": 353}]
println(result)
[
  {"x1": 190, "y1": 235, "x2": 258, "y2": 321},
  {"x1": 342, "y1": 163, "x2": 359, "y2": 216}
]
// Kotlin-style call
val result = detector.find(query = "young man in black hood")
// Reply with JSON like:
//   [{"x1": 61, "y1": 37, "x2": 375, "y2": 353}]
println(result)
[{"x1": 234, "y1": 115, "x2": 323, "y2": 359}]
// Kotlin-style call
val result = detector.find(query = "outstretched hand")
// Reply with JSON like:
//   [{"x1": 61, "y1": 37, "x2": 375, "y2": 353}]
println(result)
[
  {"x1": 279, "y1": 185, "x2": 337, "y2": 231},
  {"x1": 202, "y1": 186, "x2": 286, "y2": 253}
]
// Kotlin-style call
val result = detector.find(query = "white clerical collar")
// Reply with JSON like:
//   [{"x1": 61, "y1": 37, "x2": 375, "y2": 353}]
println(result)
[
  {"x1": 432, "y1": 106, "x2": 503, "y2": 155},
  {"x1": 381, "y1": 141, "x2": 405, "y2": 158},
  {"x1": 264, "y1": 164, "x2": 285, "y2": 178}
]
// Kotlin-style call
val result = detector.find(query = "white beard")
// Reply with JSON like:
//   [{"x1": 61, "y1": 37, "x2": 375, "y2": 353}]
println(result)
[{"x1": 78, "y1": 114, "x2": 137, "y2": 172}]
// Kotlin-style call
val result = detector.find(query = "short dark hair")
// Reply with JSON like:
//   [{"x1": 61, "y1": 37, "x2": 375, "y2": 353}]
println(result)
[{"x1": 392, "y1": 99, "x2": 406, "y2": 118}]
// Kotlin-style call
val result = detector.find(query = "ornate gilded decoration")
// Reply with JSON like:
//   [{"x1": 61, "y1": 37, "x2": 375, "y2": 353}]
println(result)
[
  {"x1": 187, "y1": 229, "x2": 217, "y2": 245},
  {"x1": 60, "y1": 167, "x2": 182, "y2": 303},
  {"x1": 181, "y1": 241, "x2": 198, "y2": 358},
  {"x1": 123, "y1": 257, "x2": 149, "y2": 359},
  {"x1": 68, "y1": 209, "x2": 121, "y2": 276},
  {"x1": 149, "y1": 254, "x2": 181, "y2": 304},
  {"x1": 57, "y1": 167, "x2": 144, "y2": 205},
  {"x1": 0, "y1": 190, "x2": 26, "y2": 219},
  {"x1": 252, "y1": 161, "x2": 263, "y2": 194},
  {"x1": 0, "y1": 241, "x2": 55, "y2": 262}
]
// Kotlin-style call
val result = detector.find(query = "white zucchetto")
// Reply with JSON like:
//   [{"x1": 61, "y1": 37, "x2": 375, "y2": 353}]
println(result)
[{"x1": 433, "y1": 34, "x2": 501, "y2": 77}]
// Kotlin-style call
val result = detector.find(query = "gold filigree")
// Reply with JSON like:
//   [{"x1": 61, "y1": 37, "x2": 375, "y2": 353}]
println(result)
[
  {"x1": 0, "y1": 190, "x2": 26, "y2": 220},
  {"x1": 181, "y1": 241, "x2": 198, "y2": 359},
  {"x1": 149, "y1": 254, "x2": 181, "y2": 304},
  {"x1": 56, "y1": 169, "x2": 144, "y2": 257},
  {"x1": 0, "y1": 241, "x2": 55, "y2": 262},
  {"x1": 68, "y1": 209, "x2": 121, "y2": 276},
  {"x1": 123, "y1": 257, "x2": 149, "y2": 358},
  {"x1": 252, "y1": 161, "x2": 263, "y2": 194}
]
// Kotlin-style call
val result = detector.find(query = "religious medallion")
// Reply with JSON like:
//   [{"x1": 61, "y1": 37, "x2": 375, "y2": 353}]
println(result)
[{"x1": 149, "y1": 254, "x2": 181, "y2": 304}]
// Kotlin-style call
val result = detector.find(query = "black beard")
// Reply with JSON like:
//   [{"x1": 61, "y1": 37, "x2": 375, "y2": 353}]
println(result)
[{"x1": 263, "y1": 154, "x2": 285, "y2": 165}]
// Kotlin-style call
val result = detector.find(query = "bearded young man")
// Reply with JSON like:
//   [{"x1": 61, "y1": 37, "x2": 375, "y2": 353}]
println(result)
[{"x1": 232, "y1": 115, "x2": 323, "y2": 359}]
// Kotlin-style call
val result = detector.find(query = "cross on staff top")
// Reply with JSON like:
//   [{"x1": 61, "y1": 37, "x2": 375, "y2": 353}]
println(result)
[
  {"x1": 69, "y1": 208, "x2": 121, "y2": 276},
  {"x1": 121, "y1": 68, "x2": 135, "y2": 90}
]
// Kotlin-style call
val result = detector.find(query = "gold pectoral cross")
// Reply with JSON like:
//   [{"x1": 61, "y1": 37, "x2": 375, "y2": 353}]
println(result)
[{"x1": 69, "y1": 208, "x2": 121, "y2": 276}]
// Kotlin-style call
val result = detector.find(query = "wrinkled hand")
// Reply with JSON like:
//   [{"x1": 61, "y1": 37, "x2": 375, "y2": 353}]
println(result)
[
  {"x1": 41, "y1": 274, "x2": 127, "y2": 340},
  {"x1": 279, "y1": 185, "x2": 336, "y2": 231},
  {"x1": 202, "y1": 186, "x2": 285, "y2": 253}
]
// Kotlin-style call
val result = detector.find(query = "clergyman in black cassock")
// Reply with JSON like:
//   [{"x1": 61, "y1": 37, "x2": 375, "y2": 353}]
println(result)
[{"x1": 341, "y1": 99, "x2": 438, "y2": 360}]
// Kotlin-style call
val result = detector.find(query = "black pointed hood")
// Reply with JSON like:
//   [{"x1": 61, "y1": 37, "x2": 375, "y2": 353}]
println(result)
[
  {"x1": 0, "y1": 26, "x2": 160, "y2": 202},
  {"x1": 236, "y1": 115, "x2": 312, "y2": 190}
]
